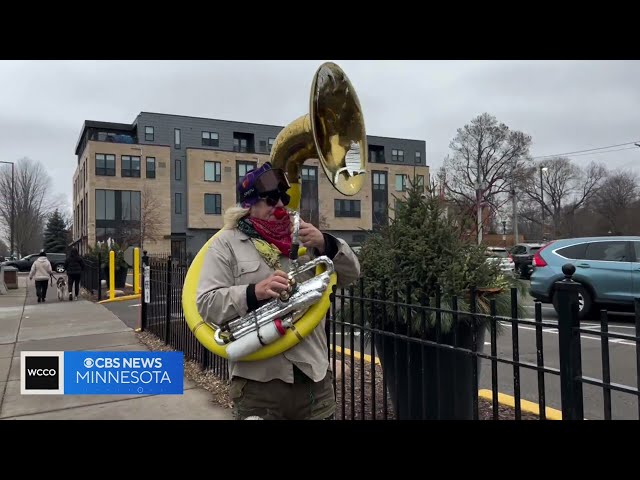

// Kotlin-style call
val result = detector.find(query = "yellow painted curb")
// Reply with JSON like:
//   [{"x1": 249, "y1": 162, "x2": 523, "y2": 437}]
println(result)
[
  {"x1": 98, "y1": 294, "x2": 141, "y2": 304},
  {"x1": 331, "y1": 345, "x2": 381, "y2": 365},
  {"x1": 478, "y1": 389, "x2": 562, "y2": 420},
  {"x1": 330, "y1": 345, "x2": 560, "y2": 420}
]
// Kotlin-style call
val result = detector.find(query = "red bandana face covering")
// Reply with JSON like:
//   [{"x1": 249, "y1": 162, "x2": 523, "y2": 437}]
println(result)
[{"x1": 250, "y1": 207, "x2": 292, "y2": 256}]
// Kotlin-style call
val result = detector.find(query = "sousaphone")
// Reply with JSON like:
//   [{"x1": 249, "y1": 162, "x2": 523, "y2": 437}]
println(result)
[{"x1": 181, "y1": 62, "x2": 367, "y2": 361}]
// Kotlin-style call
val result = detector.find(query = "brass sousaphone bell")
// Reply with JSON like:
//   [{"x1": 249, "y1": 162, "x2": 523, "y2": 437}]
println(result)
[{"x1": 269, "y1": 61, "x2": 368, "y2": 209}]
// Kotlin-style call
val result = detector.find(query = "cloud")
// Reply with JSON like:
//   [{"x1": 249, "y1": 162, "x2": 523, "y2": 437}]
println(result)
[{"x1": 0, "y1": 59, "x2": 638, "y2": 205}]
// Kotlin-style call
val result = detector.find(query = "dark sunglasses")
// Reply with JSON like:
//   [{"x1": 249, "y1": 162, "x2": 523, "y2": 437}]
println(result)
[{"x1": 260, "y1": 190, "x2": 291, "y2": 207}]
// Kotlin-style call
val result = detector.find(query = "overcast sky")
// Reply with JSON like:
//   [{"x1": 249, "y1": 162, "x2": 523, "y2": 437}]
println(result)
[{"x1": 0, "y1": 60, "x2": 639, "y2": 214}]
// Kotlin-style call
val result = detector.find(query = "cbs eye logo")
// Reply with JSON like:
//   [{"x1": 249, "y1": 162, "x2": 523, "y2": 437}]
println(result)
[{"x1": 21, "y1": 351, "x2": 64, "y2": 395}]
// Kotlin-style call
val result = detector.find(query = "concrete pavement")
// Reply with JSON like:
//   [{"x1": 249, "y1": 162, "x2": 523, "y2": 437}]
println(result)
[{"x1": 0, "y1": 274, "x2": 233, "y2": 420}]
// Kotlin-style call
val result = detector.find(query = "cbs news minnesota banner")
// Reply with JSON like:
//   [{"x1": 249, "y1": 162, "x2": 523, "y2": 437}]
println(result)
[{"x1": 20, "y1": 351, "x2": 184, "y2": 395}]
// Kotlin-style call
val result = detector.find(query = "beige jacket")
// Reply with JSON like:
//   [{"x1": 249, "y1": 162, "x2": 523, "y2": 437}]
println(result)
[
  {"x1": 29, "y1": 256, "x2": 52, "y2": 282},
  {"x1": 196, "y1": 227, "x2": 360, "y2": 383}
]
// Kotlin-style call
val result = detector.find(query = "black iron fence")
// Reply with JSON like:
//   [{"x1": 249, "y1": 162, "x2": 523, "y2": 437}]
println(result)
[
  {"x1": 141, "y1": 253, "x2": 228, "y2": 380},
  {"x1": 140, "y1": 254, "x2": 640, "y2": 420},
  {"x1": 80, "y1": 254, "x2": 102, "y2": 301}
]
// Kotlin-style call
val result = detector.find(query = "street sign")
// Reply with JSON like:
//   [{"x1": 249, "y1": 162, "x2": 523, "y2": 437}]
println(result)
[{"x1": 143, "y1": 265, "x2": 150, "y2": 304}]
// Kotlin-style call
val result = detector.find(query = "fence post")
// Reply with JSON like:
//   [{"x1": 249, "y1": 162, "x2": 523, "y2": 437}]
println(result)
[
  {"x1": 555, "y1": 263, "x2": 584, "y2": 420},
  {"x1": 97, "y1": 252, "x2": 102, "y2": 301},
  {"x1": 165, "y1": 255, "x2": 172, "y2": 345},
  {"x1": 140, "y1": 251, "x2": 149, "y2": 332}
]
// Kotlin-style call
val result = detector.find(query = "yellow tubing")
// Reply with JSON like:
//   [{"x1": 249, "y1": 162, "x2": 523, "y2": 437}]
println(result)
[{"x1": 181, "y1": 228, "x2": 337, "y2": 361}]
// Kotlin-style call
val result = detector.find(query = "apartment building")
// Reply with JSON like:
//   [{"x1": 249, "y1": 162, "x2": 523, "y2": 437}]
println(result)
[{"x1": 71, "y1": 112, "x2": 429, "y2": 260}]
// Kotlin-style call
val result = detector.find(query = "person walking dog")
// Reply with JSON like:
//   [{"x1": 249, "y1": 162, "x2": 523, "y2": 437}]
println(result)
[
  {"x1": 64, "y1": 247, "x2": 85, "y2": 300},
  {"x1": 29, "y1": 250, "x2": 53, "y2": 303}
]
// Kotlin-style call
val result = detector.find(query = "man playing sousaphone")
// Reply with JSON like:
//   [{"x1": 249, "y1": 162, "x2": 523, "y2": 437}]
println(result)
[{"x1": 196, "y1": 162, "x2": 360, "y2": 420}]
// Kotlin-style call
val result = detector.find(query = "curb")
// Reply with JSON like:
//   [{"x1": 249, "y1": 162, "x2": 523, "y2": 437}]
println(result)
[
  {"x1": 478, "y1": 389, "x2": 562, "y2": 420},
  {"x1": 332, "y1": 345, "x2": 558, "y2": 419},
  {"x1": 98, "y1": 294, "x2": 141, "y2": 304}
]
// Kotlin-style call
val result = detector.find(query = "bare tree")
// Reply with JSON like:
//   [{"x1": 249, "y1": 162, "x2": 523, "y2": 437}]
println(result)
[
  {"x1": 592, "y1": 169, "x2": 640, "y2": 235},
  {"x1": 110, "y1": 185, "x2": 164, "y2": 251},
  {"x1": 442, "y1": 113, "x2": 533, "y2": 238},
  {"x1": 0, "y1": 157, "x2": 58, "y2": 257},
  {"x1": 0, "y1": 239, "x2": 8, "y2": 258},
  {"x1": 521, "y1": 157, "x2": 607, "y2": 238}
]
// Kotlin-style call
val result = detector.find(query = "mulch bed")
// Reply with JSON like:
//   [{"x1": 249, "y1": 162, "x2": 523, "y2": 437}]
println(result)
[
  {"x1": 330, "y1": 355, "x2": 540, "y2": 420},
  {"x1": 135, "y1": 331, "x2": 539, "y2": 420}
]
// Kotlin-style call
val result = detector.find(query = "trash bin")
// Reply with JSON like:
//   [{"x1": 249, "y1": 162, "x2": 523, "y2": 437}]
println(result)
[{"x1": 2, "y1": 266, "x2": 18, "y2": 289}]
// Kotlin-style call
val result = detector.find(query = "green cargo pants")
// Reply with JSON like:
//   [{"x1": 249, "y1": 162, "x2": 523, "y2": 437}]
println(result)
[{"x1": 229, "y1": 368, "x2": 335, "y2": 420}]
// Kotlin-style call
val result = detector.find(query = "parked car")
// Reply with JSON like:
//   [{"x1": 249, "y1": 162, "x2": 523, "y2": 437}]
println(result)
[
  {"x1": 510, "y1": 242, "x2": 545, "y2": 278},
  {"x1": 2, "y1": 252, "x2": 67, "y2": 273},
  {"x1": 529, "y1": 236, "x2": 640, "y2": 319},
  {"x1": 485, "y1": 246, "x2": 515, "y2": 276}
]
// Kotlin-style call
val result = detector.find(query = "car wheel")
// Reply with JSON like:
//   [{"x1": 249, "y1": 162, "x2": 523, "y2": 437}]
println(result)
[
  {"x1": 552, "y1": 285, "x2": 593, "y2": 320},
  {"x1": 55, "y1": 264, "x2": 66, "y2": 273}
]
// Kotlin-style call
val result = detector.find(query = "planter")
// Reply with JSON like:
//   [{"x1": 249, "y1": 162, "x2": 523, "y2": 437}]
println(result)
[
  {"x1": 102, "y1": 266, "x2": 128, "y2": 289},
  {"x1": 374, "y1": 320, "x2": 486, "y2": 420}
]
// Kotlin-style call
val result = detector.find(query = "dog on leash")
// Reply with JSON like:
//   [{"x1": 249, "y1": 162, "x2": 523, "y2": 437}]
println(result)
[{"x1": 56, "y1": 276, "x2": 69, "y2": 301}]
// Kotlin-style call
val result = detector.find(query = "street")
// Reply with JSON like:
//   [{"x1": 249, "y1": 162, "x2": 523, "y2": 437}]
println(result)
[{"x1": 105, "y1": 286, "x2": 639, "y2": 420}]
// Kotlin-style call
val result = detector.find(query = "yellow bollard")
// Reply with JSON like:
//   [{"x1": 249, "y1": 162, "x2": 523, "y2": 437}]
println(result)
[
  {"x1": 109, "y1": 250, "x2": 115, "y2": 300},
  {"x1": 134, "y1": 247, "x2": 140, "y2": 294}
]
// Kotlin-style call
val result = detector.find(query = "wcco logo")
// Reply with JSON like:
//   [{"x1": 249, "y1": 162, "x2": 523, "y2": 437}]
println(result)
[{"x1": 21, "y1": 351, "x2": 65, "y2": 395}]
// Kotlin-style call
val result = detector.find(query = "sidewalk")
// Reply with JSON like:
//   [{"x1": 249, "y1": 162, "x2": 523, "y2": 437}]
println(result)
[{"x1": 0, "y1": 275, "x2": 233, "y2": 420}]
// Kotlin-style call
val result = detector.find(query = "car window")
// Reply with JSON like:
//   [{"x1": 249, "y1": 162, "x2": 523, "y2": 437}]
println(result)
[
  {"x1": 511, "y1": 246, "x2": 525, "y2": 254},
  {"x1": 634, "y1": 242, "x2": 640, "y2": 261},
  {"x1": 556, "y1": 243, "x2": 588, "y2": 259},
  {"x1": 585, "y1": 241, "x2": 629, "y2": 262}
]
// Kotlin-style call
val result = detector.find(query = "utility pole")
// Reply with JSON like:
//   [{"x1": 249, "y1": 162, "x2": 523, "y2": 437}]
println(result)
[
  {"x1": 511, "y1": 158, "x2": 519, "y2": 245},
  {"x1": 477, "y1": 162, "x2": 483, "y2": 245},
  {"x1": 0, "y1": 161, "x2": 14, "y2": 257}
]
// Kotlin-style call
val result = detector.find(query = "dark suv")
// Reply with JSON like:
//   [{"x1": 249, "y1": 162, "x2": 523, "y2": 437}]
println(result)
[
  {"x1": 2, "y1": 252, "x2": 67, "y2": 273},
  {"x1": 510, "y1": 243, "x2": 545, "y2": 278}
]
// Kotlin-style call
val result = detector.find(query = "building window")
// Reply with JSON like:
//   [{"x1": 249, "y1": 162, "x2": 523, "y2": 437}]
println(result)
[
  {"x1": 121, "y1": 156, "x2": 141, "y2": 177},
  {"x1": 174, "y1": 129, "x2": 181, "y2": 149},
  {"x1": 95, "y1": 154, "x2": 116, "y2": 176},
  {"x1": 233, "y1": 132, "x2": 254, "y2": 153},
  {"x1": 301, "y1": 166, "x2": 319, "y2": 226},
  {"x1": 95, "y1": 189, "x2": 116, "y2": 220},
  {"x1": 145, "y1": 126, "x2": 154, "y2": 141},
  {"x1": 373, "y1": 171, "x2": 387, "y2": 190},
  {"x1": 175, "y1": 159, "x2": 182, "y2": 181},
  {"x1": 416, "y1": 175, "x2": 425, "y2": 190},
  {"x1": 369, "y1": 145, "x2": 385, "y2": 163},
  {"x1": 175, "y1": 193, "x2": 182, "y2": 214},
  {"x1": 202, "y1": 131, "x2": 219, "y2": 147},
  {"x1": 120, "y1": 190, "x2": 141, "y2": 221},
  {"x1": 146, "y1": 157, "x2": 156, "y2": 179},
  {"x1": 95, "y1": 227, "x2": 117, "y2": 243},
  {"x1": 204, "y1": 194, "x2": 222, "y2": 215},
  {"x1": 415, "y1": 151, "x2": 422, "y2": 164},
  {"x1": 392, "y1": 149, "x2": 404, "y2": 162},
  {"x1": 268, "y1": 138, "x2": 275, "y2": 152},
  {"x1": 234, "y1": 137, "x2": 248, "y2": 152},
  {"x1": 372, "y1": 171, "x2": 388, "y2": 227},
  {"x1": 395, "y1": 174, "x2": 406, "y2": 192},
  {"x1": 335, "y1": 199, "x2": 361, "y2": 218},
  {"x1": 204, "y1": 161, "x2": 221, "y2": 182}
]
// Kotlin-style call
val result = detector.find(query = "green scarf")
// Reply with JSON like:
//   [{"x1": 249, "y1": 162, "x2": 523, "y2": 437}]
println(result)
[{"x1": 238, "y1": 218, "x2": 282, "y2": 270}]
